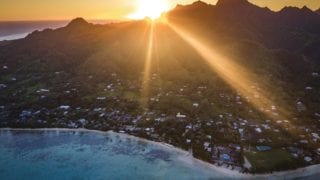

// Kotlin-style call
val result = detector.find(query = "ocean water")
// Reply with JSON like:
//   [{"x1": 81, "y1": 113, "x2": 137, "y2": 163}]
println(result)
[
  {"x1": 0, "y1": 21, "x2": 68, "y2": 40},
  {"x1": 0, "y1": 20, "x2": 119, "y2": 41},
  {"x1": 0, "y1": 33, "x2": 29, "y2": 41},
  {"x1": 0, "y1": 130, "x2": 235, "y2": 180}
]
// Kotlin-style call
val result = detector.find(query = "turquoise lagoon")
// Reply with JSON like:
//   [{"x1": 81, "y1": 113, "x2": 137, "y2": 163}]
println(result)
[{"x1": 0, "y1": 129, "x2": 237, "y2": 180}]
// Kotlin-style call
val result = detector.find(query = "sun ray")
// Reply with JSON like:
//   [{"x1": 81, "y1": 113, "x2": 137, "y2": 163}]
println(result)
[
  {"x1": 166, "y1": 21, "x2": 296, "y2": 131},
  {"x1": 141, "y1": 22, "x2": 155, "y2": 110}
]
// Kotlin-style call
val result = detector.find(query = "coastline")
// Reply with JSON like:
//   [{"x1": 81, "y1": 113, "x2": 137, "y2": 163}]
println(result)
[
  {"x1": 1, "y1": 127, "x2": 319, "y2": 179},
  {"x1": 0, "y1": 33, "x2": 29, "y2": 41}
]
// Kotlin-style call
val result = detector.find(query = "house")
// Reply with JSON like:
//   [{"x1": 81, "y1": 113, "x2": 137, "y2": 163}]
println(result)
[
  {"x1": 97, "y1": 97, "x2": 106, "y2": 100},
  {"x1": 261, "y1": 124, "x2": 270, "y2": 130},
  {"x1": 68, "y1": 122, "x2": 77, "y2": 128},
  {"x1": 288, "y1": 147, "x2": 304, "y2": 156},
  {"x1": 20, "y1": 110, "x2": 32, "y2": 120},
  {"x1": 0, "y1": 84, "x2": 7, "y2": 89},
  {"x1": 299, "y1": 140, "x2": 308, "y2": 144},
  {"x1": 78, "y1": 119, "x2": 87, "y2": 126},
  {"x1": 176, "y1": 112, "x2": 187, "y2": 118},
  {"x1": 155, "y1": 118, "x2": 165, "y2": 122},
  {"x1": 255, "y1": 127, "x2": 262, "y2": 133},
  {"x1": 296, "y1": 102, "x2": 307, "y2": 112},
  {"x1": 204, "y1": 142, "x2": 210, "y2": 149},
  {"x1": 94, "y1": 108, "x2": 102, "y2": 112},
  {"x1": 37, "y1": 89, "x2": 50, "y2": 93},
  {"x1": 59, "y1": 105, "x2": 70, "y2": 110},
  {"x1": 311, "y1": 133, "x2": 320, "y2": 139},
  {"x1": 238, "y1": 128, "x2": 244, "y2": 140},
  {"x1": 229, "y1": 144, "x2": 241, "y2": 151},
  {"x1": 185, "y1": 124, "x2": 192, "y2": 130}
]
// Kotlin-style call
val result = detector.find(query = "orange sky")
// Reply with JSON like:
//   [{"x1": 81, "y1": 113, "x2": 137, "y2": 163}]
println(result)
[{"x1": 0, "y1": 0, "x2": 319, "y2": 21}]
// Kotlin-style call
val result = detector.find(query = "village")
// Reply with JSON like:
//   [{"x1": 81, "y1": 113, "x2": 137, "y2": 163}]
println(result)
[{"x1": 1, "y1": 64, "x2": 320, "y2": 173}]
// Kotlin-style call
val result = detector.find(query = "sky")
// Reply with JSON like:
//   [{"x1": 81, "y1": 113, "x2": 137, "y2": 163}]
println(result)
[{"x1": 0, "y1": 0, "x2": 319, "y2": 21}]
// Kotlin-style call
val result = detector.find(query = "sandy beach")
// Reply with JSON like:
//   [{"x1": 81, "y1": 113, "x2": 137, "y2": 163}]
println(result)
[{"x1": 1, "y1": 128, "x2": 319, "y2": 179}]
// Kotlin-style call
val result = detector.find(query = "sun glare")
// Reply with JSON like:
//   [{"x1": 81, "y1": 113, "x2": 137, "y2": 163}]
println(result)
[
  {"x1": 141, "y1": 22, "x2": 155, "y2": 110},
  {"x1": 167, "y1": 22, "x2": 293, "y2": 127},
  {"x1": 129, "y1": 0, "x2": 169, "y2": 20}
]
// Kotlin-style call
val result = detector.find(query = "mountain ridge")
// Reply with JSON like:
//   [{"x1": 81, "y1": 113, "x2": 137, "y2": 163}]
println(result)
[
  {"x1": 66, "y1": 17, "x2": 90, "y2": 27},
  {"x1": 167, "y1": 0, "x2": 320, "y2": 59}
]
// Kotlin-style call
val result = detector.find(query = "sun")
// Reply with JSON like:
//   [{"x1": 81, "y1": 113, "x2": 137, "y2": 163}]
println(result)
[{"x1": 129, "y1": 0, "x2": 169, "y2": 20}]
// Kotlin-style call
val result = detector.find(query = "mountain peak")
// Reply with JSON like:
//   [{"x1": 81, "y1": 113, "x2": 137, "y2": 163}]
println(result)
[
  {"x1": 192, "y1": 0, "x2": 208, "y2": 6},
  {"x1": 301, "y1": 6, "x2": 313, "y2": 12},
  {"x1": 172, "y1": 0, "x2": 210, "y2": 12},
  {"x1": 280, "y1": 6, "x2": 314, "y2": 16},
  {"x1": 67, "y1": 18, "x2": 89, "y2": 28},
  {"x1": 216, "y1": 0, "x2": 250, "y2": 6}
]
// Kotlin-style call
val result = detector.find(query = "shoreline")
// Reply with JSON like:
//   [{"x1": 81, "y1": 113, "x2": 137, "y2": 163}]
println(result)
[{"x1": 1, "y1": 127, "x2": 319, "y2": 179}]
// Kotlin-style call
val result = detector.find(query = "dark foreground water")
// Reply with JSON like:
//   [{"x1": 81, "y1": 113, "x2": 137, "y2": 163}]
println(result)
[{"x1": 0, "y1": 129, "x2": 238, "y2": 180}]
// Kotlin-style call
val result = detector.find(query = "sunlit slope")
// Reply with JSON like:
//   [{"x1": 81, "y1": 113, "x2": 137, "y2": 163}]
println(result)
[
  {"x1": 166, "y1": 0, "x2": 320, "y2": 122},
  {"x1": 0, "y1": 17, "x2": 318, "y2": 126}
]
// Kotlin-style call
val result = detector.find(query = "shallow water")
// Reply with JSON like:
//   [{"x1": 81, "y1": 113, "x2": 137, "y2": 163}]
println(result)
[{"x1": 0, "y1": 130, "x2": 237, "y2": 180}]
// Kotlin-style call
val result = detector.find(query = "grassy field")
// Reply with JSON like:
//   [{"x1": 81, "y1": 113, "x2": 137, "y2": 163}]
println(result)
[{"x1": 245, "y1": 149, "x2": 300, "y2": 173}]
